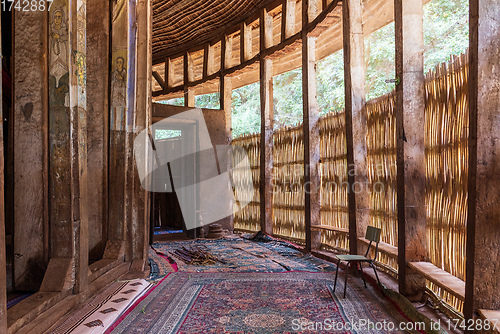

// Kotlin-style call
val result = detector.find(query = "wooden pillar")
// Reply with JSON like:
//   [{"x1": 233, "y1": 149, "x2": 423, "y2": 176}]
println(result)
[
  {"x1": 241, "y1": 22, "x2": 252, "y2": 63},
  {"x1": 221, "y1": 76, "x2": 232, "y2": 143},
  {"x1": 87, "y1": 0, "x2": 110, "y2": 261},
  {"x1": 0, "y1": 14, "x2": 7, "y2": 331},
  {"x1": 259, "y1": 57, "x2": 273, "y2": 235},
  {"x1": 184, "y1": 53, "x2": 195, "y2": 107},
  {"x1": 131, "y1": 0, "x2": 152, "y2": 266},
  {"x1": 343, "y1": 0, "x2": 368, "y2": 255},
  {"x1": 71, "y1": 0, "x2": 89, "y2": 293},
  {"x1": 282, "y1": 0, "x2": 296, "y2": 41},
  {"x1": 166, "y1": 57, "x2": 174, "y2": 88},
  {"x1": 302, "y1": 34, "x2": 320, "y2": 252},
  {"x1": 13, "y1": 8, "x2": 47, "y2": 291},
  {"x1": 465, "y1": 0, "x2": 500, "y2": 321},
  {"x1": 108, "y1": 0, "x2": 130, "y2": 247},
  {"x1": 259, "y1": 8, "x2": 274, "y2": 235},
  {"x1": 394, "y1": 0, "x2": 427, "y2": 299}
]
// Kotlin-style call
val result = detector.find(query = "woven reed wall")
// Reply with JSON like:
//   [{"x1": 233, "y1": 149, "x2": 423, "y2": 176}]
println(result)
[
  {"x1": 319, "y1": 112, "x2": 349, "y2": 251},
  {"x1": 365, "y1": 92, "x2": 398, "y2": 273},
  {"x1": 272, "y1": 125, "x2": 306, "y2": 241},
  {"x1": 230, "y1": 53, "x2": 469, "y2": 314},
  {"x1": 231, "y1": 133, "x2": 261, "y2": 232},
  {"x1": 425, "y1": 53, "x2": 468, "y2": 313}
]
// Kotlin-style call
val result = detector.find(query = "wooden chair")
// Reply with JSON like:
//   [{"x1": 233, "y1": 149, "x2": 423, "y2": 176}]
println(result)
[{"x1": 333, "y1": 226, "x2": 383, "y2": 297}]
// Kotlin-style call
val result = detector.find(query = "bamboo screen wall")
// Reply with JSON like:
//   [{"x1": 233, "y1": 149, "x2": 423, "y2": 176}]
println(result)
[
  {"x1": 232, "y1": 133, "x2": 261, "y2": 232},
  {"x1": 319, "y1": 112, "x2": 349, "y2": 251},
  {"x1": 272, "y1": 126, "x2": 306, "y2": 241},
  {"x1": 365, "y1": 92, "x2": 399, "y2": 272},
  {"x1": 425, "y1": 53, "x2": 468, "y2": 313},
  {"x1": 231, "y1": 52, "x2": 468, "y2": 314}
]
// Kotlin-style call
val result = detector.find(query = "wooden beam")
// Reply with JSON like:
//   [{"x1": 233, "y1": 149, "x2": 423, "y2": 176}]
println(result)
[
  {"x1": 260, "y1": 57, "x2": 274, "y2": 235},
  {"x1": 152, "y1": 71, "x2": 165, "y2": 89},
  {"x1": 465, "y1": 0, "x2": 500, "y2": 322},
  {"x1": 302, "y1": 35, "x2": 320, "y2": 253},
  {"x1": 343, "y1": 0, "x2": 368, "y2": 255},
  {"x1": 395, "y1": 0, "x2": 427, "y2": 300}
]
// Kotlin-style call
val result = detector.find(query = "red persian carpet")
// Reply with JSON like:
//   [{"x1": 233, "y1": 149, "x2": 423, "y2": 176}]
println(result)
[{"x1": 107, "y1": 271, "x2": 422, "y2": 334}]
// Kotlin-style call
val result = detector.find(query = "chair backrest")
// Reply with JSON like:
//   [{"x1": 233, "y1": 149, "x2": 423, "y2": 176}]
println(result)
[
  {"x1": 366, "y1": 226, "x2": 381, "y2": 242},
  {"x1": 364, "y1": 226, "x2": 382, "y2": 260}
]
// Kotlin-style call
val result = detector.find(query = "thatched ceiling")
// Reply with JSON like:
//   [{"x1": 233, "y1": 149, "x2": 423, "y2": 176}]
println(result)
[{"x1": 153, "y1": 0, "x2": 276, "y2": 64}]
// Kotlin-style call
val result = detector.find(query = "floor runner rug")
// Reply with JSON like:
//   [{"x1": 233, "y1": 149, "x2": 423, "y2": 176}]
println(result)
[
  {"x1": 51, "y1": 279, "x2": 153, "y2": 334},
  {"x1": 147, "y1": 247, "x2": 175, "y2": 282},
  {"x1": 108, "y1": 271, "x2": 422, "y2": 334},
  {"x1": 152, "y1": 237, "x2": 336, "y2": 273}
]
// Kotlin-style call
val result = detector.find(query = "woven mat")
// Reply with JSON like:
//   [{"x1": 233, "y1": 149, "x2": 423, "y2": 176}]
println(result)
[{"x1": 51, "y1": 279, "x2": 153, "y2": 334}]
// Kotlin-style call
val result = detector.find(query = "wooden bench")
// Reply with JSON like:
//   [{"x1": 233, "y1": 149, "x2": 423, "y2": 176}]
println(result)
[
  {"x1": 478, "y1": 310, "x2": 500, "y2": 333},
  {"x1": 408, "y1": 262, "x2": 465, "y2": 302}
]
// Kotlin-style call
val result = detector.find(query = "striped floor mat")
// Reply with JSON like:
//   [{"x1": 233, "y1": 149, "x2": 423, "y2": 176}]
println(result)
[{"x1": 50, "y1": 279, "x2": 153, "y2": 334}]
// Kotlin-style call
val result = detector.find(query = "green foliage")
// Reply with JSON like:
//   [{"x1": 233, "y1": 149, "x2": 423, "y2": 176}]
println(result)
[
  {"x1": 231, "y1": 83, "x2": 261, "y2": 137},
  {"x1": 273, "y1": 68, "x2": 303, "y2": 128},
  {"x1": 168, "y1": 0, "x2": 469, "y2": 137},
  {"x1": 195, "y1": 93, "x2": 220, "y2": 109},
  {"x1": 158, "y1": 97, "x2": 184, "y2": 106}
]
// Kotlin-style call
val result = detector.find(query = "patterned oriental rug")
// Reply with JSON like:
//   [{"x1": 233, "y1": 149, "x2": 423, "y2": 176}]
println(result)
[
  {"x1": 151, "y1": 237, "x2": 336, "y2": 274},
  {"x1": 107, "y1": 272, "x2": 423, "y2": 334}
]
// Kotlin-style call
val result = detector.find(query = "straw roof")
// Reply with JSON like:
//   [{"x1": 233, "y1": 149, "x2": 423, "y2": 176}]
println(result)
[{"x1": 153, "y1": 0, "x2": 276, "y2": 64}]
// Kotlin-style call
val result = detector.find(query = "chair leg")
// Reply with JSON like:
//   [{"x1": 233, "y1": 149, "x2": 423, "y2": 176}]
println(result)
[
  {"x1": 359, "y1": 262, "x2": 367, "y2": 288},
  {"x1": 334, "y1": 259, "x2": 341, "y2": 293},
  {"x1": 370, "y1": 262, "x2": 383, "y2": 291},
  {"x1": 344, "y1": 261, "x2": 349, "y2": 298}
]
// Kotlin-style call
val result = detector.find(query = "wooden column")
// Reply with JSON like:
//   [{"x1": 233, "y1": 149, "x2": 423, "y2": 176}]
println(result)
[
  {"x1": 87, "y1": 0, "x2": 110, "y2": 261},
  {"x1": 282, "y1": 0, "x2": 296, "y2": 41},
  {"x1": 166, "y1": 57, "x2": 174, "y2": 88},
  {"x1": 394, "y1": 0, "x2": 427, "y2": 299},
  {"x1": 131, "y1": 0, "x2": 152, "y2": 266},
  {"x1": 0, "y1": 14, "x2": 7, "y2": 331},
  {"x1": 343, "y1": 0, "x2": 368, "y2": 255},
  {"x1": 71, "y1": 0, "x2": 89, "y2": 293},
  {"x1": 108, "y1": 0, "x2": 130, "y2": 246},
  {"x1": 259, "y1": 8, "x2": 274, "y2": 234},
  {"x1": 241, "y1": 22, "x2": 252, "y2": 63},
  {"x1": 302, "y1": 10, "x2": 321, "y2": 251},
  {"x1": 184, "y1": 53, "x2": 195, "y2": 107},
  {"x1": 259, "y1": 57, "x2": 273, "y2": 235},
  {"x1": 13, "y1": 8, "x2": 47, "y2": 291},
  {"x1": 465, "y1": 0, "x2": 500, "y2": 321}
]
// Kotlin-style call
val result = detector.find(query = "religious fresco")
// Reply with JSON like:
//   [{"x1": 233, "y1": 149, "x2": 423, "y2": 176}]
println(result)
[
  {"x1": 111, "y1": 54, "x2": 127, "y2": 131},
  {"x1": 49, "y1": 7, "x2": 69, "y2": 107}
]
